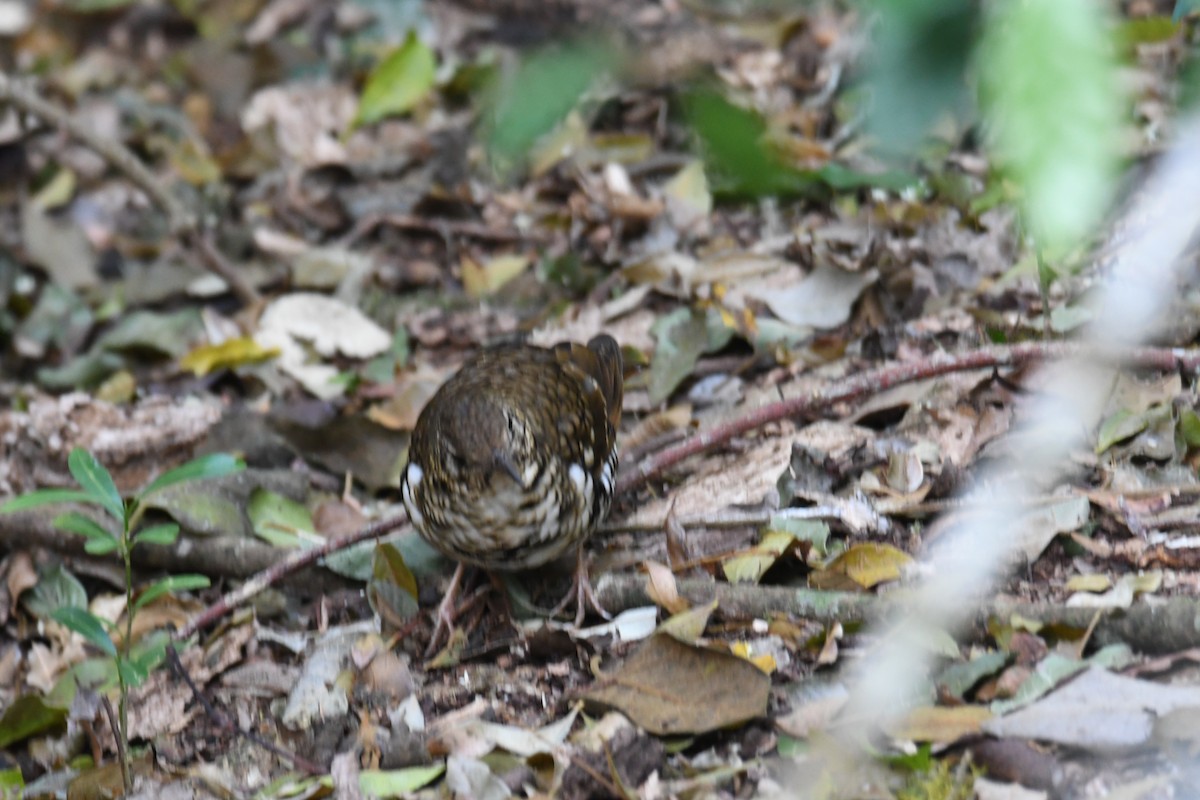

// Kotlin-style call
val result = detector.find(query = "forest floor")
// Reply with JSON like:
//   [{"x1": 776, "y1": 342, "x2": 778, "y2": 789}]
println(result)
[{"x1": 3, "y1": 1, "x2": 1200, "y2": 798}]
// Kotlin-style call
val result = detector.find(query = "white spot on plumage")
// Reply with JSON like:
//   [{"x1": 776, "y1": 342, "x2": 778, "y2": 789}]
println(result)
[
  {"x1": 569, "y1": 463, "x2": 587, "y2": 495},
  {"x1": 406, "y1": 463, "x2": 423, "y2": 489},
  {"x1": 402, "y1": 463, "x2": 425, "y2": 527},
  {"x1": 522, "y1": 461, "x2": 539, "y2": 488}
]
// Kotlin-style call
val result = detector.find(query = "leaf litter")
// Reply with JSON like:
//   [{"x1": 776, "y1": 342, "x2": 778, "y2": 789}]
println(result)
[{"x1": 1, "y1": 1, "x2": 1199, "y2": 798}]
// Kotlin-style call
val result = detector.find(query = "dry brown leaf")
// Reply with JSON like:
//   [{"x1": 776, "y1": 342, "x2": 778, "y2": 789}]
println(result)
[
  {"x1": 889, "y1": 705, "x2": 993, "y2": 744},
  {"x1": 583, "y1": 633, "x2": 770, "y2": 736}
]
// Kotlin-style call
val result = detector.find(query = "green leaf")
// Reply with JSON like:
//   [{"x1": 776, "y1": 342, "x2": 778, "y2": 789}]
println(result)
[
  {"x1": 359, "y1": 765, "x2": 446, "y2": 796},
  {"x1": 355, "y1": 31, "x2": 437, "y2": 126},
  {"x1": 128, "y1": 633, "x2": 170, "y2": 679},
  {"x1": 139, "y1": 453, "x2": 245, "y2": 499},
  {"x1": 1180, "y1": 409, "x2": 1200, "y2": 448},
  {"x1": 0, "y1": 766, "x2": 25, "y2": 793},
  {"x1": 1, "y1": 489, "x2": 96, "y2": 514},
  {"x1": 117, "y1": 656, "x2": 150, "y2": 688},
  {"x1": 133, "y1": 522, "x2": 180, "y2": 547},
  {"x1": 133, "y1": 574, "x2": 210, "y2": 612},
  {"x1": 0, "y1": 694, "x2": 68, "y2": 749},
  {"x1": 67, "y1": 448, "x2": 124, "y2": 523},
  {"x1": 723, "y1": 530, "x2": 799, "y2": 585},
  {"x1": 865, "y1": 0, "x2": 979, "y2": 154},
  {"x1": 1095, "y1": 408, "x2": 1148, "y2": 453},
  {"x1": 53, "y1": 512, "x2": 120, "y2": 554},
  {"x1": 486, "y1": 39, "x2": 613, "y2": 170},
  {"x1": 23, "y1": 564, "x2": 88, "y2": 620},
  {"x1": 52, "y1": 607, "x2": 116, "y2": 657},
  {"x1": 684, "y1": 88, "x2": 813, "y2": 198},
  {"x1": 978, "y1": 0, "x2": 1121, "y2": 251},
  {"x1": 83, "y1": 536, "x2": 120, "y2": 556},
  {"x1": 248, "y1": 488, "x2": 317, "y2": 549},
  {"x1": 646, "y1": 308, "x2": 733, "y2": 405}
]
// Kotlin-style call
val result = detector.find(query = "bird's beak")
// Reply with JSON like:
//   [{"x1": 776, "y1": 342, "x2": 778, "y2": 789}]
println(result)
[{"x1": 493, "y1": 451, "x2": 523, "y2": 485}]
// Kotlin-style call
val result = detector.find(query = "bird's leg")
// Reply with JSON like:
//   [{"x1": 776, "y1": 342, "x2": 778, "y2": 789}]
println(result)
[
  {"x1": 551, "y1": 543, "x2": 612, "y2": 627},
  {"x1": 426, "y1": 562, "x2": 466, "y2": 657},
  {"x1": 486, "y1": 571, "x2": 516, "y2": 624}
]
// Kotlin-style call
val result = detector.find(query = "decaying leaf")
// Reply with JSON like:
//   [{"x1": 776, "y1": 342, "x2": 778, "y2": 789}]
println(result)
[
  {"x1": 255, "y1": 292, "x2": 391, "y2": 399},
  {"x1": 583, "y1": 634, "x2": 770, "y2": 735},
  {"x1": 647, "y1": 307, "x2": 733, "y2": 405},
  {"x1": 890, "y1": 705, "x2": 993, "y2": 744},
  {"x1": 461, "y1": 253, "x2": 530, "y2": 298},
  {"x1": 751, "y1": 263, "x2": 879, "y2": 330}
]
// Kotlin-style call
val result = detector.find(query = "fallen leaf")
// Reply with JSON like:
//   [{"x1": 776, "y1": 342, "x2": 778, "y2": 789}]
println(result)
[
  {"x1": 583, "y1": 633, "x2": 770, "y2": 735},
  {"x1": 461, "y1": 253, "x2": 530, "y2": 298},
  {"x1": 255, "y1": 292, "x2": 391, "y2": 399},
  {"x1": 723, "y1": 529, "x2": 799, "y2": 585},
  {"x1": 247, "y1": 488, "x2": 317, "y2": 549},
  {"x1": 984, "y1": 666, "x2": 1200, "y2": 748},
  {"x1": 890, "y1": 705, "x2": 993, "y2": 744},
  {"x1": 657, "y1": 599, "x2": 717, "y2": 642},
  {"x1": 647, "y1": 307, "x2": 734, "y2": 406},
  {"x1": 662, "y1": 159, "x2": 712, "y2": 232},
  {"x1": 774, "y1": 679, "x2": 849, "y2": 738},
  {"x1": 751, "y1": 262, "x2": 878, "y2": 329},
  {"x1": 355, "y1": 31, "x2": 436, "y2": 126},
  {"x1": 824, "y1": 542, "x2": 912, "y2": 589},
  {"x1": 180, "y1": 336, "x2": 279, "y2": 376}
]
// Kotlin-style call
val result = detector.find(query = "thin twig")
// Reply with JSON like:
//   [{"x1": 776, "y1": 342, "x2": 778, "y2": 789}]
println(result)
[
  {"x1": 0, "y1": 70, "x2": 261, "y2": 306},
  {"x1": 187, "y1": 229, "x2": 263, "y2": 309},
  {"x1": 339, "y1": 211, "x2": 551, "y2": 249},
  {"x1": 177, "y1": 514, "x2": 408, "y2": 639},
  {"x1": 100, "y1": 694, "x2": 131, "y2": 793}
]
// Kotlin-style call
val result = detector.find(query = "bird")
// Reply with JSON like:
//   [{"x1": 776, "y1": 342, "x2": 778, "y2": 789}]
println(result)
[{"x1": 401, "y1": 334, "x2": 623, "y2": 651}]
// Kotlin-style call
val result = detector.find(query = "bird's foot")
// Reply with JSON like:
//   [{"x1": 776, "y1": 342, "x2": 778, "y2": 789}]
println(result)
[
  {"x1": 551, "y1": 546, "x2": 612, "y2": 627},
  {"x1": 425, "y1": 562, "x2": 466, "y2": 658}
]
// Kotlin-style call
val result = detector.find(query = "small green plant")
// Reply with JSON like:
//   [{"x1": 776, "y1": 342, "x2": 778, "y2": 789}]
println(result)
[{"x1": 0, "y1": 447, "x2": 243, "y2": 792}]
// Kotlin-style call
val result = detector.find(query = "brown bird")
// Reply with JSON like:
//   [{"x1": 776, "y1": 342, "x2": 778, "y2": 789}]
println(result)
[{"x1": 401, "y1": 335, "x2": 623, "y2": 648}]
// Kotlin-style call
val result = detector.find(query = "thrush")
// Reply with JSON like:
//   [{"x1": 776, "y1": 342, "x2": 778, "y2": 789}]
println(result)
[{"x1": 401, "y1": 335, "x2": 623, "y2": 648}]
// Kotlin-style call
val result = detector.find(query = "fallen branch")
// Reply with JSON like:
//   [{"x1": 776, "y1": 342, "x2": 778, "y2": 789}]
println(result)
[
  {"x1": 0, "y1": 70, "x2": 261, "y2": 306},
  {"x1": 593, "y1": 573, "x2": 1200, "y2": 654},
  {"x1": 615, "y1": 342, "x2": 1200, "y2": 494}
]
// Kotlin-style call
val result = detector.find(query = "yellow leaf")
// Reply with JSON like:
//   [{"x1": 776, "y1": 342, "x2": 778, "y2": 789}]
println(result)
[
  {"x1": 657, "y1": 599, "x2": 717, "y2": 643},
  {"x1": 723, "y1": 529, "x2": 797, "y2": 585},
  {"x1": 889, "y1": 705, "x2": 992, "y2": 744},
  {"x1": 32, "y1": 168, "x2": 76, "y2": 211},
  {"x1": 181, "y1": 337, "x2": 280, "y2": 376},
  {"x1": 461, "y1": 254, "x2": 530, "y2": 298},
  {"x1": 1065, "y1": 573, "x2": 1111, "y2": 593},
  {"x1": 730, "y1": 641, "x2": 776, "y2": 674},
  {"x1": 828, "y1": 542, "x2": 912, "y2": 589}
]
